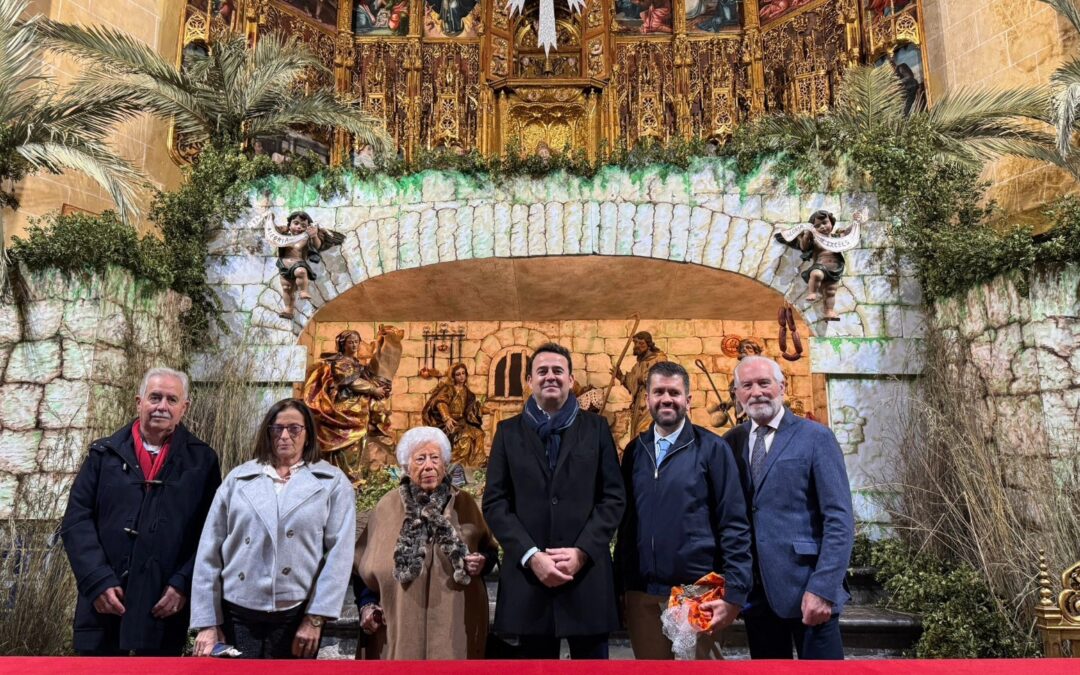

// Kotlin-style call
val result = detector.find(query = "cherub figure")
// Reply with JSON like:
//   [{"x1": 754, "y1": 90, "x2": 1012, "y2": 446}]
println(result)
[
  {"x1": 264, "y1": 211, "x2": 344, "y2": 319},
  {"x1": 775, "y1": 209, "x2": 862, "y2": 322}
]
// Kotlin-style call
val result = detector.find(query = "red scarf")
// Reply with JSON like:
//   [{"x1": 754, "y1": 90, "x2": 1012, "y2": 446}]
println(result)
[{"x1": 132, "y1": 420, "x2": 172, "y2": 481}]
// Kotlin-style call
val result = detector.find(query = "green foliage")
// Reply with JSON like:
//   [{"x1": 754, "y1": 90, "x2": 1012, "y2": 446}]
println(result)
[
  {"x1": 858, "y1": 535, "x2": 1034, "y2": 658},
  {"x1": 145, "y1": 146, "x2": 352, "y2": 350},
  {"x1": 0, "y1": 127, "x2": 29, "y2": 210},
  {"x1": 355, "y1": 467, "x2": 401, "y2": 514},
  {"x1": 10, "y1": 210, "x2": 172, "y2": 288},
  {"x1": 729, "y1": 66, "x2": 1078, "y2": 302},
  {"x1": 1037, "y1": 194, "x2": 1080, "y2": 261}
]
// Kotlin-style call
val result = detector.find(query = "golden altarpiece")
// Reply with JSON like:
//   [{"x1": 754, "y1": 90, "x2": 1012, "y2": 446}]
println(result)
[{"x1": 173, "y1": 0, "x2": 931, "y2": 165}]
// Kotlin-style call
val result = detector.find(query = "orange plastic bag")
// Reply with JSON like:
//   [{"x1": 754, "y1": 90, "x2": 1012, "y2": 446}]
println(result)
[{"x1": 660, "y1": 572, "x2": 726, "y2": 659}]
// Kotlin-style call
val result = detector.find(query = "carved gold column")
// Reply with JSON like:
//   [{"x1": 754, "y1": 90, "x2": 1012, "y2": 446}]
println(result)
[
  {"x1": 839, "y1": 0, "x2": 862, "y2": 68},
  {"x1": 404, "y1": 40, "x2": 422, "y2": 162},
  {"x1": 242, "y1": 0, "x2": 268, "y2": 42},
  {"x1": 400, "y1": 0, "x2": 423, "y2": 163},
  {"x1": 741, "y1": 0, "x2": 766, "y2": 117},
  {"x1": 332, "y1": 29, "x2": 356, "y2": 166},
  {"x1": 672, "y1": 0, "x2": 694, "y2": 140}
]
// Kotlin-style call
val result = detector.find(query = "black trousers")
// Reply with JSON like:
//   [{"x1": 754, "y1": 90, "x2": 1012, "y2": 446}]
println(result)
[
  {"x1": 76, "y1": 614, "x2": 185, "y2": 656},
  {"x1": 78, "y1": 645, "x2": 182, "y2": 657},
  {"x1": 515, "y1": 633, "x2": 610, "y2": 660},
  {"x1": 222, "y1": 601, "x2": 310, "y2": 660},
  {"x1": 743, "y1": 602, "x2": 844, "y2": 660}
]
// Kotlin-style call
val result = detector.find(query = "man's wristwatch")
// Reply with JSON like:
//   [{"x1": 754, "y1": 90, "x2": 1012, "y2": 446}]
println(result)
[{"x1": 306, "y1": 615, "x2": 325, "y2": 627}]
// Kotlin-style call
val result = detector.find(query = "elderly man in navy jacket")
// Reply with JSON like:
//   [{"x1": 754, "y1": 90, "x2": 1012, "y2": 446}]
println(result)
[
  {"x1": 61, "y1": 367, "x2": 221, "y2": 655},
  {"x1": 724, "y1": 355, "x2": 854, "y2": 659},
  {"x1": 615, "y1": 360, "x2": 752, "y2": 659}
]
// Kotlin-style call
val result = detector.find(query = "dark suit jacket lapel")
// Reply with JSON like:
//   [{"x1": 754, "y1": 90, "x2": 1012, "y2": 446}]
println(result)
[
  {"x1": 736, "y1": 422, "x2": 752, "y2": 470},
  {"x1": 753, "y1": 408, "x2": 798, "y2": 497},
  {"x1": 553, "y1": 411, "x2": 584, "y2": 479},
  {"x1": 518, "y1": 415, "x2": 553, "y2": 478}
]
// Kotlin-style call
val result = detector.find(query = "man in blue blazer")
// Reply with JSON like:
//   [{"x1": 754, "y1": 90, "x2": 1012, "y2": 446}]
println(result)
[{"x1": 723, "y1": 356, "x2": 854, "y2": 659}]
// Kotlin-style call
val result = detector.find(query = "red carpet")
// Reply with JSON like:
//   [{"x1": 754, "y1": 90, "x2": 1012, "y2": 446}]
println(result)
[{"x1": 3, "y1": 659, "x2": 1079, "y2": 674}]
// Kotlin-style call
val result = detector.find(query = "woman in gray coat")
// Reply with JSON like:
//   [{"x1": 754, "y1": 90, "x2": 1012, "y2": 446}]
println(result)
[{"x1": 190, "y1": 399, "x2": 356, "y2": 659}]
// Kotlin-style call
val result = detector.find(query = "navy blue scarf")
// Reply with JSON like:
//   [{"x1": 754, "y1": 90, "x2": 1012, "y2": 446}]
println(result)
[{"x1": 523, "y1": 393, "x2": 579, "y2": 471}]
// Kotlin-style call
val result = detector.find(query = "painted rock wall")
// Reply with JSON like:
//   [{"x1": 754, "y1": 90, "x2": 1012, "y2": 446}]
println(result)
[
  {"x1": 0, "y1": 268, "x2": 187, "y2": 517},
  {"x1": 933, "y1": 264, "x2": 1080, "y2": 497}
]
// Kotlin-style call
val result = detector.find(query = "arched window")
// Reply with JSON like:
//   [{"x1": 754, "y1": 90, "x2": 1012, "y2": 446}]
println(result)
[{"x1": 489, "y1": 347, "x2": 530, "y2": 400}]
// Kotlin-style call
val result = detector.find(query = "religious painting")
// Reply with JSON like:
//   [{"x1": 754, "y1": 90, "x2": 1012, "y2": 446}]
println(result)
[
  {"x1": 353, "y1": 0, "x2": 409, "y2": 35},
  {"x1": 615, "y1": 0, "x2": 674, "y2": 34},
  {"x1": 278, "y1": 0, "x2": 338, "y2": 31},
  {"x1": 212, "y1": 0, "x2": 238, "y2": 27},
  {"x1": 688, "y1": 0, "x2": 741, "y2": 33},
  {"x1": 758, "y1": 0, "x2": 815, "y2": 23},
  {"x1": 423, "y1": 0, "x2": 482, "y2": 38},
  {"x1": 877, "y1": 43, "x2": 925, "y2": 113},
  {"x1": 866, "y1": 0, "x2": 914, "y2": 17}
]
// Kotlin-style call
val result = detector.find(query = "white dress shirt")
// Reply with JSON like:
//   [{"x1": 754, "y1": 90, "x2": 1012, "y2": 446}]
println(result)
[
  {"x1": 653, "y1": 418, "x2": 686, "y2": 464},
  {"x1": 748, "y1": 407, "x2": 785, "y2": 465}
]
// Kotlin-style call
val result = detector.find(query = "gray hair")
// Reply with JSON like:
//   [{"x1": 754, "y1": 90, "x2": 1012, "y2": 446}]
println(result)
[
  {"x1": 395, "y1": 426, "x2": 452, "y2": 468},
  {"x1": 139, "y1": 367, "x2": 190, "y2": 400},
  {"x1": 733, "y1": 355, "x2": 785, "y2": 387}
]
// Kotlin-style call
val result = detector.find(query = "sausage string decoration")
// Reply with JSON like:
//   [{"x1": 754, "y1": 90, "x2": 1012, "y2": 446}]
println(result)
[{"x1": 778, "y1": 303, "x2": 803, "y2": 362}]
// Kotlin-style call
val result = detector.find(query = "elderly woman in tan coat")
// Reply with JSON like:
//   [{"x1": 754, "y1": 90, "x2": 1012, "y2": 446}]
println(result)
[{"x1": 354, "y1": 426, "x2": 498, "y2": 659}]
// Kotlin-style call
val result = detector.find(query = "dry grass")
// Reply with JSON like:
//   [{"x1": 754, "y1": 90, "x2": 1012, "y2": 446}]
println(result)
[
  {"x1": 182, "y1": 341, "x2": 266, "y2": 474},
  {"x1": 884, "y1": 326, "x2": 1080, "y2": 642}
]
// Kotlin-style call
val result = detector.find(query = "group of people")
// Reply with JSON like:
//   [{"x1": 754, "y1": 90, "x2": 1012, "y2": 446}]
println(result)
[{"x1": 61, "y1": 340, "x2": 854, "y2": 661}]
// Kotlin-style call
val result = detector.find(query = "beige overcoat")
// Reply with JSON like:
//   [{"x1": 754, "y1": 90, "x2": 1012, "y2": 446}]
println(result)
[{"x1": 354, "y1": 486, "x2": 496, "y2": 659}]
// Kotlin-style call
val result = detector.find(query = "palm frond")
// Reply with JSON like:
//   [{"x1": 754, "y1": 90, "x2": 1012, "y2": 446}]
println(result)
[
  {"x1": 32, "y1": 92, "x2": 148, "y2": 140},
  {"x1": 933, "y1": 122, "x2": 1059, "y2": 164},
  {"x1": 62, "y1": 76, "x2": 212, "y2": 139},
  {"x1": 0, "y1": 0, "x2": 44, "y2": 124},
  {"x1": 964, "y1": 136, "x2": 1080, "y2": 180},
  {"x1": 925, "y1": 86, "x2": 1051, "y2": 129},
  {"x1": 750, "y1": 113, "x2": 829, "y2": 150},
  {"x1": 244, "y1": 92, "x2": 391, "y2": 152},
  {"x1": 239, "y1": 33, "x2": 328, "y2": 115},
  {"x1": 833, "y1": 65, "x2": 905, "y2": 134},
  {"x1": 17, "y1": 141, "x2": 142, "y2": 222},
  {"x1": 1052, "y1": 82, "x2": 1080, "y2": 157},
  {"x1": 39, "y1": 19, "x2": 191, "y2": 91},
  {"x1": 1040, "y1": 0, "x2": 1080, "y2": 36}
]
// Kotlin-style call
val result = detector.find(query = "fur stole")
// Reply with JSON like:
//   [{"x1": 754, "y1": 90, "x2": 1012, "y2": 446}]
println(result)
[{"x1": 393, "y1": 477, "x2": 470, "y2": 586}]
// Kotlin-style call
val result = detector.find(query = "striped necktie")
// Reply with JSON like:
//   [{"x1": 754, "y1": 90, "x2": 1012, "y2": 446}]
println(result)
[{"x1": 750, "y1": 425, "x2": 773, "y2": 484}]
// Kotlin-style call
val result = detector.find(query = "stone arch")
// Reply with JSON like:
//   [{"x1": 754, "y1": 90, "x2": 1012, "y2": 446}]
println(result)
[
  {"x1": 205, "y1": 163, "x2": 920, "y2": 388},
  {"x1": 203, "y1": 164, "x2": 926, "y2": 526}
]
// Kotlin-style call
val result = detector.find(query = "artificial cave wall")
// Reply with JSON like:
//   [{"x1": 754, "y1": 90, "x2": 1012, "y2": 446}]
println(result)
[
  {"x1": 932, "y1": 264, "x2": 1080, "y2": 518},
  {"x1": 0, "y1": 268, "x2": 187, "y2": 517}
]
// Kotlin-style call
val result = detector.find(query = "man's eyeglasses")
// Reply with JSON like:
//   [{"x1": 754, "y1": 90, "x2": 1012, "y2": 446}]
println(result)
[{"x1": 269, "y1": 424, "x2": 305, "y2": 438}]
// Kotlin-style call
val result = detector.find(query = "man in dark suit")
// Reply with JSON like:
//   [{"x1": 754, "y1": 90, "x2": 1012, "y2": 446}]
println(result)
[
  {"x1": 724, "y1": 356, "x2": 854, "y2": 660},
  {"x1": 616, "y1": 361, "x2": 752, "y2": 659},
  {"x1": 62, "y1": 367, "x2": 221, "y2": 655},
  {"x1": 483, "y1": 342, "x2": 625, "y2": 659}
]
